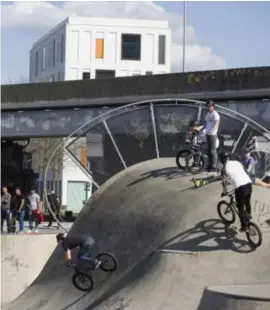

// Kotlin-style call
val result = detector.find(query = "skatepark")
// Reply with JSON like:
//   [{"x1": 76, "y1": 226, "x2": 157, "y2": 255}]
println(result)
[
  {"x1": 2, "y1": 158, "x2": 270, "y2": 310},
  {"x1": 1, "y1": 68, "x2": 270, "y2": 309}
]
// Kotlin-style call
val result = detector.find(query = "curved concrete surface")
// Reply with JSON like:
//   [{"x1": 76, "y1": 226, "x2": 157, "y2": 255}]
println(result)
[
  {"x1": 1, "y1": 235, "x2": 56, "y2": 306},
  {"x1": 198, "y1": 285, "x2": 270, "y2": 310},
  {"x1": 3, "y1": 158, "x2": 270, "y2": 310}
]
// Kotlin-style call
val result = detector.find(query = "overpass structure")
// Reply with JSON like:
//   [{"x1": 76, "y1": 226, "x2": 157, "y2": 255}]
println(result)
[
  {"x1": 1, "y1": 66, "x2": 270, "y2": 138},
  {"x1": 43, "y1": 97, "x2": 270, "y2": 193}
]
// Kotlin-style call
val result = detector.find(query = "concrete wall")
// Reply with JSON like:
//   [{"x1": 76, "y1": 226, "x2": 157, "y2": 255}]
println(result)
[
  {"x1": 1, "y1": 235, "x2": 56, "y2": 306},
  {"x1": 29, "y1": 16, "x2": 171, "y2": 82}
]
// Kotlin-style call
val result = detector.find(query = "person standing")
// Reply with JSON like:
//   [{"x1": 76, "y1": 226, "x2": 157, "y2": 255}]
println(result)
[
  {"x1": 205, "y1": 100, "x2": 220, "y2": 172},
  {"x1": 47, "y1": 190, "x2": 61, "y2": 228},
  {"x1": 1, "y1": 186, "x2": 12, "y2": 233},
  {"x1": 11, "y1": 188, "x2": 25, "y2": 234},
  {"x1": 26, "y1": 188, "x2": 41, "y2": 233}
]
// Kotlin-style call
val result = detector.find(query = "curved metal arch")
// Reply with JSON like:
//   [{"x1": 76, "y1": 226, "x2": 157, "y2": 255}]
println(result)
[{"x1": 43, "y1": 98, "x2": 270, "y2": 233}]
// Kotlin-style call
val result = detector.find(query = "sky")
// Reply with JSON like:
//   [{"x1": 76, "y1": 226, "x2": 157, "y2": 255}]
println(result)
[{"x1": 1, "y1": 1, "x2": 270, "y2": 84}]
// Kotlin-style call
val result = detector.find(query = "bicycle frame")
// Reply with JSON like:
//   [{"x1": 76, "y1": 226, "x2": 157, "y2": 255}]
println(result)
[
  {"x1": 225, "y1": 191, "x2": 251, "y2": 224},
  {"x1": 227, "y1": 192, "x2": 240, "y2": 218}
]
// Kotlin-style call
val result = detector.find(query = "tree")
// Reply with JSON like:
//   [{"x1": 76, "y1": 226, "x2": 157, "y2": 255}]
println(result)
[
  {"x1": 25, "y1": 136, "x2": 87, "y2": 191},
  {"x1": 25, "y1": 137, "x2": 64, "y2": 189}
]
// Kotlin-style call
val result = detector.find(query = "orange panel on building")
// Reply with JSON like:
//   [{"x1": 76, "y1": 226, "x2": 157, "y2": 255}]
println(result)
[
  {"x1": 96, "y1": 39, "x2": 104, "y2": 59},
  {"x1": 80, "y1": 145, "x2": 88, "y2": 167}
]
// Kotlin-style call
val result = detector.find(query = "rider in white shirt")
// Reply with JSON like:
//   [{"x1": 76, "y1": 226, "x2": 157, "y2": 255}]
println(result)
[
  {"x1": 205, "y1": 101, "x2": 220, "y2": 172},
  {"x1": 219, "y1": 152, "x2": 252, "y2": 232}
]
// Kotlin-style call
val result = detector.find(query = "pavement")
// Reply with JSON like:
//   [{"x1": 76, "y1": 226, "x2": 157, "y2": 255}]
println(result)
[
  {"x1": 2, "y1": 158, "x2": 270, "y2": 310},
  {"x1": 1, "y1": 222, "x2": 73, "y2": 235}
]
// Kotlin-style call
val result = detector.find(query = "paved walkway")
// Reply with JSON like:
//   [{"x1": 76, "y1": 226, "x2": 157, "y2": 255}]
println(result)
[{"x1": 1, "y1": 221, "x2": 73, "y2": 235}]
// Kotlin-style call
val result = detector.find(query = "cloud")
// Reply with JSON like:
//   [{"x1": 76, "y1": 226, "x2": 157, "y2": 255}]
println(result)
[{"x1": 1, "y1": 1, "x2": 226, "y2": 72}]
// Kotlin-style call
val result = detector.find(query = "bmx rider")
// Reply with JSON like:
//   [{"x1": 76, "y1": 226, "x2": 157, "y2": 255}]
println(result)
[
  {"x1": 56, "y1": 233, "x2": 101, "y2": 269},
  {"x1": 219, "y1": 152, "x2": 253, "y2": 232}
]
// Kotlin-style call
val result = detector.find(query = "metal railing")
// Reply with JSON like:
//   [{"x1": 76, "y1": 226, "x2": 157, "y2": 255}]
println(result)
[{"x1": 43, "y1": 98, "x2": 270, "y2": 233}]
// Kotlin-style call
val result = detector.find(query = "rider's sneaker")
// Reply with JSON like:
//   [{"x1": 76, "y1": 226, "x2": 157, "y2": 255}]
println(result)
[{"x1": 239, "y1": 226, "x2": 248, "y2": 232}]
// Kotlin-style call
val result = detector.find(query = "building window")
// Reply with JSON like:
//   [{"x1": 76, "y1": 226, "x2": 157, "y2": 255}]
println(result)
[
  {"x1": 82, "y1": 72, "x2": 90, "y2": 80},
  {"x1": 95, "y1": 39, "x2": 104, "y2": 59},
  {"x1": 42, "y1": 47, "x2": 46, "y2": 70},
  {"x1": 158, "y1": 35, "x2": 166, "y2": 65},
  {"x1": 49, "y1": 75, "x2": 54, "y2": 82},
  {"x1": 52, "y1": 39, "x2": 56, "y2": 68},
  {"x1": 60, "y1": 34, "x2": 64, "y2": 63},
  {"x1": 35, "y1": 51, "x2": 39, "y2": 77},
  {"x1": 95, "y1": 70, "x2": 115, "y2": 79},
  {"x1": 58, "y1": 71, "x2": 61, "y2": 81},
  {"x1": 146, "y1": 71, "x2": 152, "y2": 75},
  {"x1": 121, "y1": 34, "x2": 141, "y2": 61}
]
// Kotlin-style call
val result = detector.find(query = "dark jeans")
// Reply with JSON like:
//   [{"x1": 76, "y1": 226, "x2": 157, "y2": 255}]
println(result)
[
  {"x1": 48, "y1": 206, "x2": 60, "y2": 226},
  {"x1": 11, "y1": 210, "x2": 25, "y2": 232},
  {"x1": 77, "y1": 244, "x2": 97, "y2": 266},
  {"x1": 1, "y1": 209, "x2": 11, "y2": 232},
  {"x1": 234, "y1": 183, "x2": 252, "y2": 227},
  {"x1": 206, "y1": 135, "x2": 218, "y2": 170}
]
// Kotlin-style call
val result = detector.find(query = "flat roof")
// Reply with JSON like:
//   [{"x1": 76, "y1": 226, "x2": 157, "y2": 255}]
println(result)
[{"x1": 32, "y1": 16, "x2": 169, "y2": 49}]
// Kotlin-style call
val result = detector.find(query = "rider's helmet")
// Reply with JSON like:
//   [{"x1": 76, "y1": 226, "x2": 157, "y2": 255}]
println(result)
[
  {"x1": 206, "y1": 100, "x2": 215, "y2": 107},
  {"x1": 218, "y1": 151, "x2": 230, "y2": 165},
  {"x1": 189, "y1": 120, "x2": 200, "y2": 127},
  {"x1": 56, "y1": 233, "x2": 65, "y2": 243}
]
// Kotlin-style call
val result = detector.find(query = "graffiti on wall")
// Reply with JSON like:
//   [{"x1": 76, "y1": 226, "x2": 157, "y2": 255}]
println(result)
[{"x1": 1, "y1": 100, "x2": 270, "y2": 138}]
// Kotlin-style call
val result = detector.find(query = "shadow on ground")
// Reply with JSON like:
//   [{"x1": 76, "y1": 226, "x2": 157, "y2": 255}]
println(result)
[
  {"x1": 161, "y1": 219, "x2": 256, "y2": 254},
  {"x1": 128, "y1": 166, "x2": 187, "y2": 186}
]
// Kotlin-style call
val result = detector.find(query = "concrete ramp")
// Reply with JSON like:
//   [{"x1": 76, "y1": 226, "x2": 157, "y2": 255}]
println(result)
[
  {"x1": 3, "y1": 158, "x2": 270, "y2": 310},
  {"x1": 198, "y1": 284, "x2": 270, "y2": 310},
  {"x1": 1, "y1": 235, "x2": 56, "y2": 306}
]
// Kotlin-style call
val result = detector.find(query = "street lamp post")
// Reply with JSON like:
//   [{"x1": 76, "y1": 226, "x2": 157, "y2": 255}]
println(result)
[{"x1": 182, "y1": 1, "x2": 186, "y2": 72}]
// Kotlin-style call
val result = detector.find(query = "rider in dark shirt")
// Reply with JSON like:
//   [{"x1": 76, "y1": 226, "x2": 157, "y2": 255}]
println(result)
[
  {"x1": 56, "y1": 233, "x2": 101, "y2": 269},
  {"x1": 188, "y1": 120, "x2": 204, "y2": 144}
]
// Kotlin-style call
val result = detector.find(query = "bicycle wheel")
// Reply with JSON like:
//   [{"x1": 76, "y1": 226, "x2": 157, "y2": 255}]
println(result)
[
  {"x1": 176, "y1": 149, "x2": 192, "y2": 169},
  {"x1": 217, "y1": 200, "x2": 236, "y2": 225},
  {"x1": 185, "y1": 152, "x2": 205, "y2": 174},
  {"x1": 72, "y1": 272, "x2": 94, "y2": 292},
  {"x1": 96, "y1": 252, "x2": 118, "y2": 272},
  {"x1": 246, "y1": 222, "x2": 263, "y2": 248}
]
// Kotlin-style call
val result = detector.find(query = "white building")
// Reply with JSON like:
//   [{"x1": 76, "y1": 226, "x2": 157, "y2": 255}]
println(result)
[
  {"x1": 25, "y1": 137, "x2": 91, "y2": 214},
  {"x1": 29, "y1": 16, "x2": 171, "y2": 82}
]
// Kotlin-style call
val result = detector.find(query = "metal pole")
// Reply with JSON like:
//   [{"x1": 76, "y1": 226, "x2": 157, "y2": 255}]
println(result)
[
  {"x1": 149, "y1": 103, "x2": 160, "y2": 158},
  {"x1": 182, "y1": 1, "x2": 186, "y2": 72},
  {"x1": 102, "y1": 119, "x2": 127, "y2": 169},
  {"x1": 231, "y1": 122, "x2": 248, "y2": 153}
]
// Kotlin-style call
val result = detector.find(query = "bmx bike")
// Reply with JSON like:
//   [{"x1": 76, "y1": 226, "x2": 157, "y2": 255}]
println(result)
[
  {"x1": 176, "y1": 140, "x2": 207, "y2": 173},
  {"x1": 66, "y1": 252, "x2": 118, "y2": 292},
  {"x1": 217, "y1": 191, "x2": 263, "y2": 248}
]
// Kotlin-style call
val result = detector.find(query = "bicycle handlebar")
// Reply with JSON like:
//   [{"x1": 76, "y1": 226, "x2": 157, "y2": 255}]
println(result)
[{"x1": 223, "y1": 190, "x2": 234, "y2": 198}]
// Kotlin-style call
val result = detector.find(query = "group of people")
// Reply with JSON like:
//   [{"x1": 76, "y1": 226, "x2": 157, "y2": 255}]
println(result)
[
  {"x1": 187, "y1": 100, "x2": 270, "y2": 232},
  {"x1": 1, "y1": 187, "x2": 42, "y2": 233},
  {"x1": 1, "y1": 186, "x2": 61, "y2": 234},
  {"x1": 55, "y1": 100, "x2": 270, "y2": 267},
  {"x1": 189, "y1": 101, "x2": 269, "y2": 187}
]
